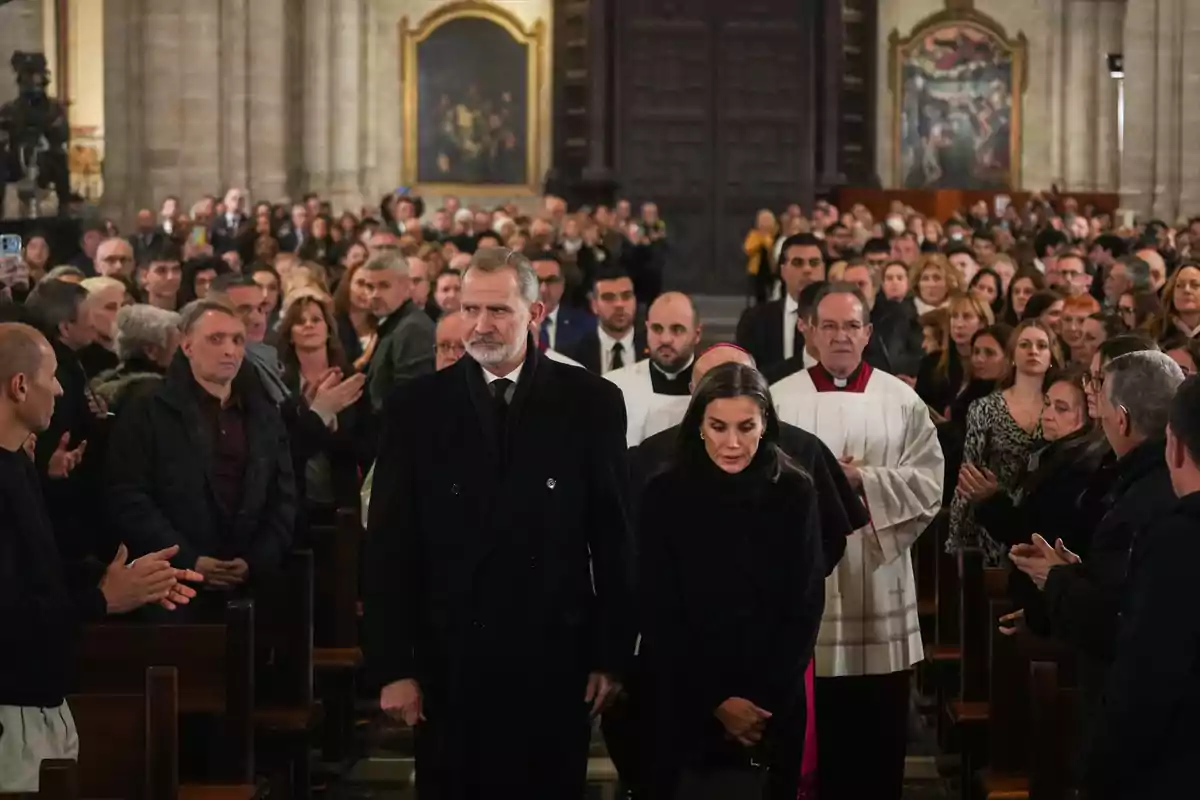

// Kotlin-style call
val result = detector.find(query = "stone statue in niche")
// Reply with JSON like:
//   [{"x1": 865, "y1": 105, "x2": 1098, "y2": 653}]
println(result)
[{"x1": 0, "y1": 51, "x2": 74, "y2": 217}]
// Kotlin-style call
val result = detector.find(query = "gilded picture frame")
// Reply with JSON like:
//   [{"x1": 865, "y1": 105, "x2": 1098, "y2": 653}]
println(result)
[
  {"x1": 889, "y1": 8, "x2": 1027, "y2": 190},
  {"x1": 400, "y1": 0, "x2": 547, "y2": 196}
]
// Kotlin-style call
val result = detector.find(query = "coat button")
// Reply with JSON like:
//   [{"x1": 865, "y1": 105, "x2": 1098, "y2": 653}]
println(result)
[
  {"x1": 451, "y1": 483, "x2": 460, "y2": 495},
  {"x1": 472, "y1": 620, "x2": 484, "y2": 629},
  {"x1": 546, "y1": 478, "x2": 556, "y2": 489},
  {"x1": 529, "y1": 556, "x2": 538, "y2": 568}
]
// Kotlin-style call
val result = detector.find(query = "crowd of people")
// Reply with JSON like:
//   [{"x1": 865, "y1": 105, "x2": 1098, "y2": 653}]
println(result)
[{"x1": 0, "y1": 185, "x2": 1198, "y2": 800}]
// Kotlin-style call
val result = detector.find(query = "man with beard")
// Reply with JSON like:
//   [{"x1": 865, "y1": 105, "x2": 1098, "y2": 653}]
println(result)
[
  {"x1": 605, "y1": 291, "x2": 701, "y2": 446},
  {"x1": 564, "y1": 268, "x2": 647, "y2": 374},
  {"x1": 365, "y1": 247, "x2": 634, "y2": 799}
]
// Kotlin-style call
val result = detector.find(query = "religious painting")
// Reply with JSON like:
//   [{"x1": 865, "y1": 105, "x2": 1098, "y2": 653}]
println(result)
[
  {"x1": 890, "y1": 10, "x2": 1026, "y2": 189},
  {"x1": 401, "y1": 1, "x2": 546, "y2": 194}
]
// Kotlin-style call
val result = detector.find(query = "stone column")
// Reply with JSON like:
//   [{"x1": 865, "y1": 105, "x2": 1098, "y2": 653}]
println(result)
[
  {"x1": 178, "y1": 1, "x2": 221, "y2": 196},
  {"x1": 1092, "y1": 0, "x2": 1123, "y2": 192},
  {"x1": 1175, "y1": 1, "x2": 1200, "y2": 216},
  {"x1": 304, "y1": 0, "x2": 333, "y2": 196},
  {"x1": 101, "y1": 0, "x2": 143, "y2": 221},
  {"x1": 247, "y1": 0, "x2": 289, "y2": 202},
  {"x1": 1120, "y1": 0, "x2": 1160, "y2": 218},
  {"x1": 219, "y1": 0, "x2": 251, "y2": 192},
  {"x1": 329, "y1": 0, "x2": 365, "y2": 212},
  {"x1": 142, "y1": 0, "x2": 186, "y2": 205},
  {"x1": 1063, "y1": 0, "x2": 1096, "y2": 190}
]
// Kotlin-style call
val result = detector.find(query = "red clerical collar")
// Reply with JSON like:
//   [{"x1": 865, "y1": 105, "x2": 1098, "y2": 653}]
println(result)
[{"x1": 807, "y1": 361, "x2": 873, "y2": 393}]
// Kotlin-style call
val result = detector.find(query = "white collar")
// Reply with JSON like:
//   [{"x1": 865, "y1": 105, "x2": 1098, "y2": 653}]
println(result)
[
  {"x1": 785, "y1": 294, "x2": 799, "y2": 315},
  {"x1": 1176, "y1": 316, "x2": 1200, "y2": 339},
  {"x1": 546, "y1": 306, "x2": 559, "y2": 323},
  {"x1": 598, "y1": 326, "x2": 635, "y2": 352},
  {"x1": 482, "y1": 362, "x2": 523, "y2": 386}
]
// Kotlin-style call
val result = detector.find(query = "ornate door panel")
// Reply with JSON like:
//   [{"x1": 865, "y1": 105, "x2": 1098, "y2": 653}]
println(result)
[
  {"x1": 714, "y1": 1, "x2": 815, "y2": 294},
  {"x1": 613, "y1": 0, "x2": 715, "y2": 293},
  {"x1": 613, "y1": 0, "x2": 823, "y2": 294}
]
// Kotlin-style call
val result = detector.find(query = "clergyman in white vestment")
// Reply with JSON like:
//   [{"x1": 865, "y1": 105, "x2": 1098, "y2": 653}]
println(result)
[
  {"x1": 773, "y1": 284, "x2": 943, "y2": 800},
  {"x1": 605, "y1": 292, "x2": 700, "y2": 446}
]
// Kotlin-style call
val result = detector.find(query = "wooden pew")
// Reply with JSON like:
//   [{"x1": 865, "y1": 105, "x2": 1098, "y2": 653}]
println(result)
[
  {"x1": 0, "y1": 760, "x2": 78, "y2": 800},
  {"x1": 253, "y1": 550, "x2": 318, "y2": 799},
  {"x1": 1028, "y1": 660, "x2": 1080, "y2": 800},
  {"x1": 311, "y1": 508, "x2": 365, "y2": 763},
  {"x1": 69, "y1": 665, "x2": 179, "y2": 799},
  {"x1": 76, "y1": 599, "x2": 256, "y2": 785}
]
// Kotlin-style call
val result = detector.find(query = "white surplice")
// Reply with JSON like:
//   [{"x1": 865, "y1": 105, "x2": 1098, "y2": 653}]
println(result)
[
  {"x1": 773, "y1": 366, "x2": 944, "y2": 677},
  {"x1": 605, "y1": 360, "x2": 688, "y2": 446},
  {"x1": 544, "y1": 348, "x2": 585, "y2": 369},
  {"x1": 641, "y1": 395, "x2": 691, "y2": 441}
]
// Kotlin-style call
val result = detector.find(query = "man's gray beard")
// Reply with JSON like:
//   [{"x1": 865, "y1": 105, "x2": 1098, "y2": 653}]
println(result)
[{"x1": 466, "y1": 338, "x2": 522, "y2": 366}]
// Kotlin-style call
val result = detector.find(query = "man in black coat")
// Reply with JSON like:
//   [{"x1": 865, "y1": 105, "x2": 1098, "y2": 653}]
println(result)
[
  {"x1": 104, "y1": 300, "x2": 296, "y2": 594},
  {"x1": 736, "y1": 233, "x2": 825, "y2": 374},
  {"x1": 25, "y1": 279, "x2": 106, "y2": 563},
  {"x1": 365, "y1": 247, "x2": 635, "y2": 799},
  {"x1": 1011, "y1": 351, "x2": 1184, "y2": 741},
  {"x1": 1081, "y1": 374, "x2": 1200, "y2": 799}
]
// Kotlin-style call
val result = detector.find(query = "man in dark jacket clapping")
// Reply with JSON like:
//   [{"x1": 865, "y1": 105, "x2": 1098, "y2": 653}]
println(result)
[
  {"x1": 1081, "y1": 374, "x2": 1200, "y2": 799},
  {"x1": 1011, "y1": 351, "x2": 1184, "y2": 756}
]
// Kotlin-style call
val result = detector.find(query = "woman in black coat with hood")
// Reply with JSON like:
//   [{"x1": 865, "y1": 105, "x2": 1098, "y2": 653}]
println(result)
[{"x1": 638, "y1": 362, "x2": 826, "y2": 799}]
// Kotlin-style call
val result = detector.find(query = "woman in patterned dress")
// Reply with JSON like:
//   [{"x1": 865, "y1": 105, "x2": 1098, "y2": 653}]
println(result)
[{"x1": 948, "y1": 319, "x2": 1061, "y2": 562}]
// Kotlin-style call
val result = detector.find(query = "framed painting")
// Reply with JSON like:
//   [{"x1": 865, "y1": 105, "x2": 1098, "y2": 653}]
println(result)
[
  {"x1": 401, "y1": 1, "x2": 546, "y2": 195},
  {"x1": 889, "y1": 8, "x2": 1027, "y2": 190}
]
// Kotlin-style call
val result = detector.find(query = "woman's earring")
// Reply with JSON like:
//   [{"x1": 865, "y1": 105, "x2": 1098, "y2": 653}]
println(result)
[{"x1": 700, "y1": 433, "x2": 705, "y2": 441}]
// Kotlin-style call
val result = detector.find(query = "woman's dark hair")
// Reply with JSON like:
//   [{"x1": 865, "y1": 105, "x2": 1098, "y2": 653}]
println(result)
[
  {"x1": 1002, "y1": 268, "x2": 1046, "y2": 325},
  {"x1": 178, "y1": 256, "x2": 229, "y2": 305},
  {"x1": 675, "y1": 362, "x2": 802, "y2": 483},
  {"x1": 1088, "y1": 311, "x2": 1126, "y2": 341},
  {"x1": 968, "y1": 267, "x2": 1005, "y2": 316},
  {"x1": 1021, "y1": 289, "x2": 1064, "y2": 322},
  {"x1": 1098, "y1": 332, "x2": 1158, "y2": 364},
  {"x1": 1161, "y1": 335, "x2": 1200, "y2": 372},
  {"x1": 1022, "y1": 364, "x2": 1099, "y2": 496},
  {"x1": 1124, "y1": 289, "x2": 1162, "y2": 331}
]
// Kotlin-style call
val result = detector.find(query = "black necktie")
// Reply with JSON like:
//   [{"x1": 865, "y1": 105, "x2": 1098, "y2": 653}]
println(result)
[
  {"x1": 611, "y1": 342, "x2": 625, "y2": 370},
  {"x1": 490, "y1": 378, "x2": 513, "y2": 461}
]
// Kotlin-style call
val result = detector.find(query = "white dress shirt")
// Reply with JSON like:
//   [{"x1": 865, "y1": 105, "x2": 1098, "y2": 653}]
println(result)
[
  {"x1": 597, "y1": 327, "x2": 636, "y2": 374},
  {"x1": 543, "y1": 307, "x2": 560, "y2": 350},
  {"x1": 783, "y1": 294, "x2": 800, "y2": 361}
]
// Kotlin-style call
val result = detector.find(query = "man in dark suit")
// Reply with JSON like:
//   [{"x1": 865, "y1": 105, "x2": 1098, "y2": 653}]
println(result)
[
  {"x1": 530, "y1": 250, "x2": 590, "y2": 352},
  {"x1": 365, "y1": 247, "x2": 634, "y2": 798},
  {"x1": 276, "y1": 203, "x2": 310, "y2": 253},
  {"x1": 362, "y1": 251, "x2": 436, "y2": 410},
  {"x1": 209, "y1": 187, "x2": 251, "y2": 256},
  {"x1": 128, "y1": 208, "x2": 166, "y2": 267},
  {"x1": 736, "y1": 233, "x2": 826, "y2": 374},
  {"x1": 563, "y1": 268, "x2": 647, "y2": 374}
]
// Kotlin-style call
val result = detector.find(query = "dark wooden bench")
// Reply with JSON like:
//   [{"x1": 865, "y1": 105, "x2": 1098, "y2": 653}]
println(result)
[
  {"x1": 0, "y1": 760, "x2": 78, "y2": 799},
  {"x1": 1028, "y1": 659, "x2": 1080, "y2": 800},
  {"x1": 311, "y1": 509, "x2": 365, "y2": 763},
  {"x1": 76, "y1": 599, "x2": 256, "y2": 785},
  {"x1": 253, "y1": 550, "x2": 318, "y2": 799}
]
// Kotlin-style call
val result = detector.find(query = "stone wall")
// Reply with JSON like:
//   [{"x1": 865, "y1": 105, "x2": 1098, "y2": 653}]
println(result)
[
  {"x1": 100, "y1": 0, "x2": 552, "y2": 221},
  {"x1": 1119, "y1": 0, "x2": 1200, "y2": 221},
  {"x1": 876, "y1": 0, "x2": 1124, "y2": 192}
]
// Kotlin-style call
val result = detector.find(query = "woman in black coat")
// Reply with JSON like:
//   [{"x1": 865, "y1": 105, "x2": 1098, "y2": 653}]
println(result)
[{"x1": 639, "y1": 363, "x2": 826, "y2": 800}]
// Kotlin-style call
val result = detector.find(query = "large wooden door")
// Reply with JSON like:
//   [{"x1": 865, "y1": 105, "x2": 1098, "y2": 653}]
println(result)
[{"x1": 613, "y1": 0, "x2": 823, "y2": 294}]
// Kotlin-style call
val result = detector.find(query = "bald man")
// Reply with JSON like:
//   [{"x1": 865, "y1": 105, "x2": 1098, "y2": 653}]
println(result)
[
  {"x1": 94, "y1": 237, "x2": 135, "y2": 280},
  {"x1": 434, "y1": 311, "x2": 469, "y2": 371},
  {"x1": 604, "y1": 291, "x2": 702, "y2": 446},
  {"x1": 609, "y1": 343, "x2": 865, "y2": 798},
  {"x1": 0, "y1": 323, "x2": 201, "y2": 792}
]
